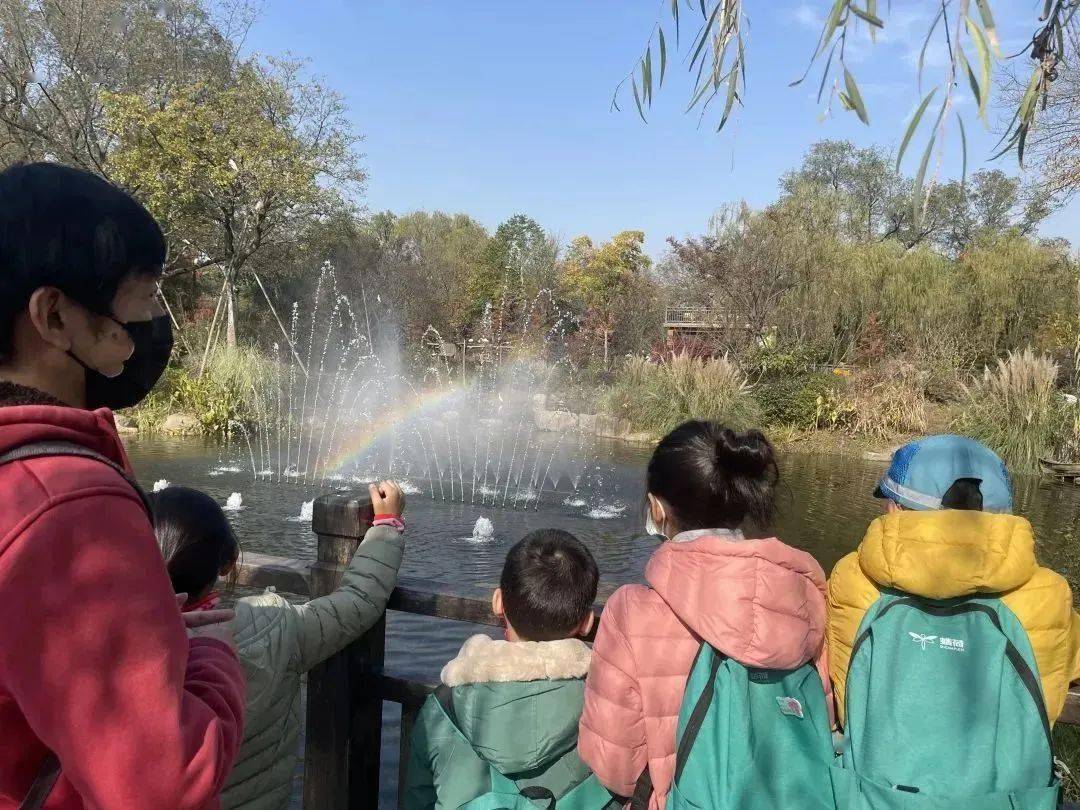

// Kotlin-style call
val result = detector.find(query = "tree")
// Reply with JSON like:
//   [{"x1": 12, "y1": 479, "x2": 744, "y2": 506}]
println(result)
[
  {"x1": 0, "y1": 0, "x2": 249, "y2": 173},
  {"x1": 612, "y1": 1, "x2": 1076, "y2": 215},
  {"x1": 103, "y1": 57, "x2": 364, "y2": 346},
  {"x1": 559, "y1": 230, "x2": 654, "y2": 367}
]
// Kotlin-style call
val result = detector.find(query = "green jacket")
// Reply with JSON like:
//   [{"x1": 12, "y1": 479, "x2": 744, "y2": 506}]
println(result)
[
  {"x1": 221, "y1": 525, "x2": 403, "y2": 810},
  {"x1": 403, "y1": 634, "x2": 603, "y2": 809}
]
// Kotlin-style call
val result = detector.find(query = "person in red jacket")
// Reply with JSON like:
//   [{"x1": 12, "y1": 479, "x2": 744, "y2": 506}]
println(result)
[{"x1": 0, "y1": 163, "x2": 245, "y2": 809}]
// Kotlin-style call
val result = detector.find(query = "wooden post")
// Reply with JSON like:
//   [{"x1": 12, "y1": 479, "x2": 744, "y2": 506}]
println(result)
[{"x1": 304, "y1": 491, "x2": 375, "y2": 810}]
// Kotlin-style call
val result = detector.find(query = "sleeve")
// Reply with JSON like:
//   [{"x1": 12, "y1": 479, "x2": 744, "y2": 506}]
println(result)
[
  {"x1": 293, "y1": 525, "x2": 404, "y2": 673},
  {"x1": 0, "y1": 493, "x2": 245, "y2": 809},
  {"x1": 825, "y1": 551, "x2": 880, "y2": 729},
  {"x1": 401, "y1": 695, "x2": 440, "y2": 810},
  {"x1": 578, "y1": 588, "x2": 647, "y2": 799}
]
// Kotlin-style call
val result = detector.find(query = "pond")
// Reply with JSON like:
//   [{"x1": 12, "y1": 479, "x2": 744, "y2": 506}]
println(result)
[{"x1": 126, "y1": 436, "x2": 1080, "y2": 808}]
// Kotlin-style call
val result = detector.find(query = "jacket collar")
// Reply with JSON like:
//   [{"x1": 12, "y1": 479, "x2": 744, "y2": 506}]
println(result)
[
  {"x1": 672, "y1": 527, "x2": 745, "y2": 543},
  {"x1": 440, "y1": 633, "x2": 592, "y2": 687},
  {"x1": 857, "y1": 510, "x2": 1037, "y2": 599}
]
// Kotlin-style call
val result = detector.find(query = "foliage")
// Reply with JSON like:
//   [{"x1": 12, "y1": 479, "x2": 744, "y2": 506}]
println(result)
[
  {"x1": 1057, "y1": 723, "x2": 1080, "y2": 803},
  {"x1": 604, "y1": 352, "x2": 760, "y2": 436},
  {"x1": 955, "y1": 349, "x2": 1064, "y2": 470},
  {"x1": 612, "y1": 1, "x2": 1075, "y2": 212},
  {"x1": 841, "y1": 363, "x2": 930, "y2": 440},
  {"x1": 757, "y1": 372, "x2": 839, "y2": 430}
]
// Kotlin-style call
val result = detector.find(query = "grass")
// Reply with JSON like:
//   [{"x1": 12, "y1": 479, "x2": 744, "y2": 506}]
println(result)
[
  {"x1": 604, "y1": 352, "x2": 760, "y2": 436},
  {"x1": 954, "y1": 349, "x2": 1064, "y2": 472},
  {"x1": 1056, "y1": 724, "x2": 1080, "y2": 802}
]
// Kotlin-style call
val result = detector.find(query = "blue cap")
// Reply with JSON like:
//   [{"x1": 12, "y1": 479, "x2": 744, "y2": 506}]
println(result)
[{"x1": 874, "y1": 434, "x2": 1013, "y2": 513}]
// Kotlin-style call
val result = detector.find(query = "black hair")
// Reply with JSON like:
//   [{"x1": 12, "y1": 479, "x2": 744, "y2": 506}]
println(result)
[
  {"x1": 150, "y1": 487, "x2": 240, "y2": 600},
  {"x1": 499, "y1": 529, "x2": 599, "y2": 642},
  {"x1": 647, "y1": 420, "x2": 779, "y2": 532},
  {"x1": 941, "y1": 477, "x2": 983, "y2": 510},
  {"x1": 0, "y1": 163, "x2": 166, "y2": 362}
]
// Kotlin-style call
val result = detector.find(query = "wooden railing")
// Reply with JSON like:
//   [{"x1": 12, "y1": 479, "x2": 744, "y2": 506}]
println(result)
[{"x1": 236, "y1": 491, "x2": 1080, "y2": 810}]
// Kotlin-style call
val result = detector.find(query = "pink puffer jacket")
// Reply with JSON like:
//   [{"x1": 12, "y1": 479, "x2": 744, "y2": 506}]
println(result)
[{"x1": 578, "y1": 531, "x2": 832, "y2": 809}]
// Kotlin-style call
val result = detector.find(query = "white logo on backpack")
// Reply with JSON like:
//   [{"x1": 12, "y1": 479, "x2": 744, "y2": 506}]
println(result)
[{"x1": 908, "y1": 632, "x2": 937, "y2": 650}]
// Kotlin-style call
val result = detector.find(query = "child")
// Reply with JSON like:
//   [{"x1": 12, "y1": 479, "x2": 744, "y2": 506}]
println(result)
[
  {"x1": 404, "y1": 529, "x2": 619, "y2": 809},
  {"x1": 152, "y1": 481, "x2": 406, "y2": 810},
  {"x1": 578, "y1": 420, "x2": 833, "y2": 809},
  {"x1": 827, "y1": 435, "x2": 1080, "y2": 804}
]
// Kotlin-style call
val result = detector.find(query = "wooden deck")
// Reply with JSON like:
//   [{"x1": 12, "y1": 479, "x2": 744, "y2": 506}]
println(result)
[{"x1": 249, "y1": 495, "x2": 1080, "y2": 809}]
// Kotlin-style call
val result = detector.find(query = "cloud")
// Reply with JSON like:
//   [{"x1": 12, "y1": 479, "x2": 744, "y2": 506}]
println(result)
[{"x1": 793, "y1": 2, "x2": 822, "y2": 29}]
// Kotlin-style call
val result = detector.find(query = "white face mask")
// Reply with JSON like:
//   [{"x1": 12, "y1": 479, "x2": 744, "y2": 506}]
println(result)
[{"x1": 644, "y1": 495, "x2": 666, "y2": 539}]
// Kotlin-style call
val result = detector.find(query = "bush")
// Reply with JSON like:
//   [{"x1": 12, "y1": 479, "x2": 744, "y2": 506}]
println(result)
[
  {"x1": 605, "y1": 352, "x2": 760, "y2": 436},
  {"x1": 757, "y1": 372, "x2": 838, "y2": 430},
  {"x1": 843, "y1": 362, "x2": 930, "y2": 440},
  {"x1": 128, "y1": 345, "x2": 282, "y2": 438},
  {"x1": 954, "y1": 349, "x2": 1064, "y2": 471}
]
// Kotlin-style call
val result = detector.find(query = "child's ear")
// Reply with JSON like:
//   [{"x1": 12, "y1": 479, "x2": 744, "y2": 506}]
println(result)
[
  {"x1": 576, "y1": 611, "x2": 595, "y2": 639},
  {"x1": 491, "y1": 588, "x2": 505, "y2": 620}
]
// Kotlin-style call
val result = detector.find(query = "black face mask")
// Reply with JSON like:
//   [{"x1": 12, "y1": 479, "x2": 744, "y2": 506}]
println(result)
[{"x1": 83, "y1": 314, "x2": 174, "y2": 410}]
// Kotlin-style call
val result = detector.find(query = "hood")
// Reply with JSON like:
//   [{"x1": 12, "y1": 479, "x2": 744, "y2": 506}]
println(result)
[
  {"x1": 646, "y1": 534, "x2": 828, "y2": 670},
  {"x1": 440, "y1": 634, "x2": 591, "y2": 774},
  {"x1": 857, "y1": 510, "x2": 1037, "y2": 599},
  {"x1": 0, "y1": 387, "x2": 130, "y2": 470}
]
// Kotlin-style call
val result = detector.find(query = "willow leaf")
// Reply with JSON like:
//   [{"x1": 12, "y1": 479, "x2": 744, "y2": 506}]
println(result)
[
  {"x1": 632, "y1": 76, "x2": 647, "y2": 123},
  {"x1": 850, "y1": 5, "x2": 884, "y2": 27},
  {"x1": 838, "y1": 90, "x2": 854, "y2": 112},
  {"x1": 718, "y1": 69, "x2": 739, "y2": 130},
  {"x1": 965, "y1": 16, "x2": 992, "y2": 120},
  {"x1": 644, "y1": 48, "x2": 653, "y2": 104},
  {"x1": 816, "y1": 0, "x2": 849, "y2": 59},
  {"x1": 816, "y1": 41, "x2": 839, "y2": 103},
  {"x1": 671, "y1": 0, "x2": 680, "y2": 44},
  {"x1": 868, "y1": 0, "x2": 879, "y2": 41},
  {"x1": 659, "y1": 28, "x2": 667, "y2": 88},
  {"x1": 843, "y1": 67, "x2": 870, "y2": 124},
  {"x1": 896, "y1": 86, "x2": 937, "y2": 169},
  {"x1": 974, "y1": 0, "x2": 1000, "y2": 56},
  {"x1": 917, "y1": 5, "x2": 946, "y2": 89},
  {"x1": 690, "y1": 2, "x2": 724, "y2": 72},
  {"x1": 958, "y1": 114, "x2": 968, "y2": 188},
  {"x1": 912, "y1": 130, "x2": 938, "y2": 224},
  {"x1": 956, "y1": 48, "x2": 982, "y2": 121}
]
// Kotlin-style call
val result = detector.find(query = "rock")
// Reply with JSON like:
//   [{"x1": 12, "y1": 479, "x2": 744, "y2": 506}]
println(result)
[
  {"x1": 577, "y1": 413, "x2": 597, "y2": 434},
  {"x1": 535, "y1": 409, "x2": 578, "y2": 432},
  {"x1": 593, "y1": 414, "x2": 623, "y2": 438},
  {"x1": 115, "y1": 425, "x2": 138, "y2": 437},
  {"x1": 113, "y1": 412, "x2": 134, "y2": 429},
  {"x1": 162, "y1": 413, "x2": 202, "y2": 436},
  {"x1": 623, "y1": 432, "x2": 656, "y2": 444}
]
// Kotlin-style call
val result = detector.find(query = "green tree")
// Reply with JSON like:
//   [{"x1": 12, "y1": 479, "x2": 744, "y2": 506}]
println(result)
[{"x1": 103, "y1": 58, "x2": 363, "y2": 346}]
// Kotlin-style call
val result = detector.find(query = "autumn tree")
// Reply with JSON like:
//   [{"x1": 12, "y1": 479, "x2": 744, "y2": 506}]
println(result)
[{"x1": 103, "y1": 58, "x2": 364, "y2": 346}]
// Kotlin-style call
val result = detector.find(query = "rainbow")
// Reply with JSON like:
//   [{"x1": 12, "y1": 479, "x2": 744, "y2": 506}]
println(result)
[{"x1": 322, "y1": 384, "x2": 466, "y2": 475}]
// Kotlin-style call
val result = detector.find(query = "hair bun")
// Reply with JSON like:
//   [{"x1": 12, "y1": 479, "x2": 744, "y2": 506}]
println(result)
[{"x1": 715, "y1": 428, "x2": 773, "y2": 477}]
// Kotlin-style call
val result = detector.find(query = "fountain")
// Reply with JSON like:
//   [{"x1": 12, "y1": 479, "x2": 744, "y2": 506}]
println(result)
[
  {"x1": 225, "y1": 492, "x2": 244, "y2": 511},
  {"x1": 470, "y1": 516, "x2": 495, "y2": 542},
  {"x1": 152, "y1": 479, "x2": 170, "y2": 492},
  {"x1": 226, "y1": 263, "x2": 603, "y2": 509}
]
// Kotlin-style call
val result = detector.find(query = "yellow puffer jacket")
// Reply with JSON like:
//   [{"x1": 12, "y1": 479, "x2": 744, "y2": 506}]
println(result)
[{"x1": 827, "y1": 510, "x2": 1080, "y2": 726}]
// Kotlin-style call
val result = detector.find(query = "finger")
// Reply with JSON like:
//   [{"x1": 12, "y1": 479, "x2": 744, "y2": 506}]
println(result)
[
  {"x1": 183, "y1": 609, "x2": 236, "y2": 627},
  {"x1": 368, "y1": 482, "x2": 382, "y2": 506},
  {"x1": 175, "y1": 593, "x2": 188, "y2": 608}
]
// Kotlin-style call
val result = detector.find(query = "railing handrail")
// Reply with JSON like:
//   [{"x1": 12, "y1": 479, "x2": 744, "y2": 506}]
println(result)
[{"x1": 238, "y1": 495, "x2": 1080, "y2": 810}]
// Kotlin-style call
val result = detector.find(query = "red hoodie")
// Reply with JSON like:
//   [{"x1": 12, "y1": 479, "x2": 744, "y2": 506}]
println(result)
[{"x1": 0, "y1": 395, "x2": 245, "y2": 809}]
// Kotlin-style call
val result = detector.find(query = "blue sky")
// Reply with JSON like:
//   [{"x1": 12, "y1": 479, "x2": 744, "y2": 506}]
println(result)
[{"x1": 244, "y1": 0, "x2": 1078, "y2": 256}]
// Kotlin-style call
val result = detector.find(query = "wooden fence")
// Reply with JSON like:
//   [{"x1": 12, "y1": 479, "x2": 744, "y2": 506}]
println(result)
[{"x1": 235, "y1": 491, "x2": 1080, "y2": 810}]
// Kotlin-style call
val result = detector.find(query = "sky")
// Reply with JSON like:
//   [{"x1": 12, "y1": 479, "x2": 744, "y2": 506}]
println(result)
[{"x1": 242, "y1": 0, "x2": 1078, "y2": 257}]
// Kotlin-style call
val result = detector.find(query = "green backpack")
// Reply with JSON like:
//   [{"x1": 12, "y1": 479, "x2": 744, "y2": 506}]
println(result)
[
  {"x1": 433, "y1": 687, "x2": 619, "y2": 810},
  {"x1": 831, "y1": 593, "x2": 1060, "y2": 809},
  {"x1": 662, "y1": 644, "x2": 834, "y2": 809}
]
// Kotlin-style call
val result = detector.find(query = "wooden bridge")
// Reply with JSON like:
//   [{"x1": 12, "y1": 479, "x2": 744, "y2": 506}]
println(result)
[
  {"x1": 237, "y1": 491, "x2": 1080, "y2": 810},
  {"x1": 663, "y1": 306, "x2": 754, "y2": 342}
]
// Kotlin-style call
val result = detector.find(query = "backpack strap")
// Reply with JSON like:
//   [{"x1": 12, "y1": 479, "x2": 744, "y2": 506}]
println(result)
[
  {"x1": 627, "y1": 768, "x2": 652, "y2": 810},
  {"x1": 0, "y1": 441, "x2": 152, "y2": 517},
  {"x1": 1, "y1": 441, "x2": 151, "y2": 809},
  {"x1": 673, "y1": 643, "x2": 725, "y2": 784},
  {"x1": 19, "y1": 752, "x2": 60, "y2": 810}
]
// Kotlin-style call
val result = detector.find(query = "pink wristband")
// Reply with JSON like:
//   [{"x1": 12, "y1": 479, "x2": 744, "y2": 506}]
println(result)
[{"x1": 372, "y1": 514, "x2": 405, "y2": 532}]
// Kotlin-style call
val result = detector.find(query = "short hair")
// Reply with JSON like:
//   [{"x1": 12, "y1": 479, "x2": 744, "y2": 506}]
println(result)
[
  {"x1": 499, "y1": 529, "x2": 599, "y2": 642},
  {"x1": 150, "y1": 487, "x2": 240, "y2": 599},
  {"x1": 941, "y1": 478, "x2": 983, "y2": 510},
  {"x1": 0, "y1": 163, "x2": 166, "y2": 362}
]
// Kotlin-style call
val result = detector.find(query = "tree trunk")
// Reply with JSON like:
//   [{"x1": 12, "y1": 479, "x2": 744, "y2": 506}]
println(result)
[{"x1": 225, "y1": 270, "x2": 237, "y2": 349}]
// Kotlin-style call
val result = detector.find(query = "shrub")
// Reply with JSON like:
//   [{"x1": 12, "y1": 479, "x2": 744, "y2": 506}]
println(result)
[
  {"x1": 843, "y1": 362, "x2": 930, "y2": 440},
  {"x1": 757, "y1": 372, "x2": 838, "y2": 430},
  {"x1": 605, "y1": 352, "x2": 760, "y2": 436},
  {"x1": 954, "y1": 349, "x2": 1064, "y2": 471}
]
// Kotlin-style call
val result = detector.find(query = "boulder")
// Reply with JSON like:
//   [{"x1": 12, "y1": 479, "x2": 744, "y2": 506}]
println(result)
[
  {"x1": 113, "y1": 412, "x2": 134, "y2": 429},
  {"x1": 162, "y1": 413, "x2": 202, "y2": 436},
  {"x1": 535, "y1": 409, "x2": 578, "y2": 433}
]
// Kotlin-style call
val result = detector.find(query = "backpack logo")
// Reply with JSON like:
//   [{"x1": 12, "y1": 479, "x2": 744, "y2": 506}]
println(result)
[
  {"x1": 908, "y1": 632, "x2": 938, "y2": 650},
  {"x1": 776, "y1": 696, "x2": 804, "y2": 718}
]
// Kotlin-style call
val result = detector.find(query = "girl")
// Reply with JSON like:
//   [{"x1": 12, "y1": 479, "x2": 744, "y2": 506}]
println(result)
[
  {"x1": 151, "y1": 481, "x2": 406, "y2": 810},
  {"x1": 578, "y1": 420, "x2": 832, "y2": 809}
]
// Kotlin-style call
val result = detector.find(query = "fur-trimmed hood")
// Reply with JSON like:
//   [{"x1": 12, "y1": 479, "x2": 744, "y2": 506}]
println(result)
[
  {"x1": 441, "y1": 633, "x2": 592, "y2": 687},
  {"x1": 436, "y1": 634, "x2": 592, "y2": 775}
]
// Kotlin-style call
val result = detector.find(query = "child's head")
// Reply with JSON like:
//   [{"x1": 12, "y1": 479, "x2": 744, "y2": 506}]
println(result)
[
  {"x1": 645, "y1": 420, "x2": 779, "y2": 538},
  {"x1": 492, "y1": 529, "x2": 599, "y2": 642},
  {"x1": 874, "y1": 434, "x2": 1013, "y2": 513},
  {"x1": 151, "y1": 487, "x2": 241, "y2": 605}
]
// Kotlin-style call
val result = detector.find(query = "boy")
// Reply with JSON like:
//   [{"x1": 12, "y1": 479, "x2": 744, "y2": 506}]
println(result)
[{"x1": 403, "y1": 529, "x2": 617, "y2": 808}]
